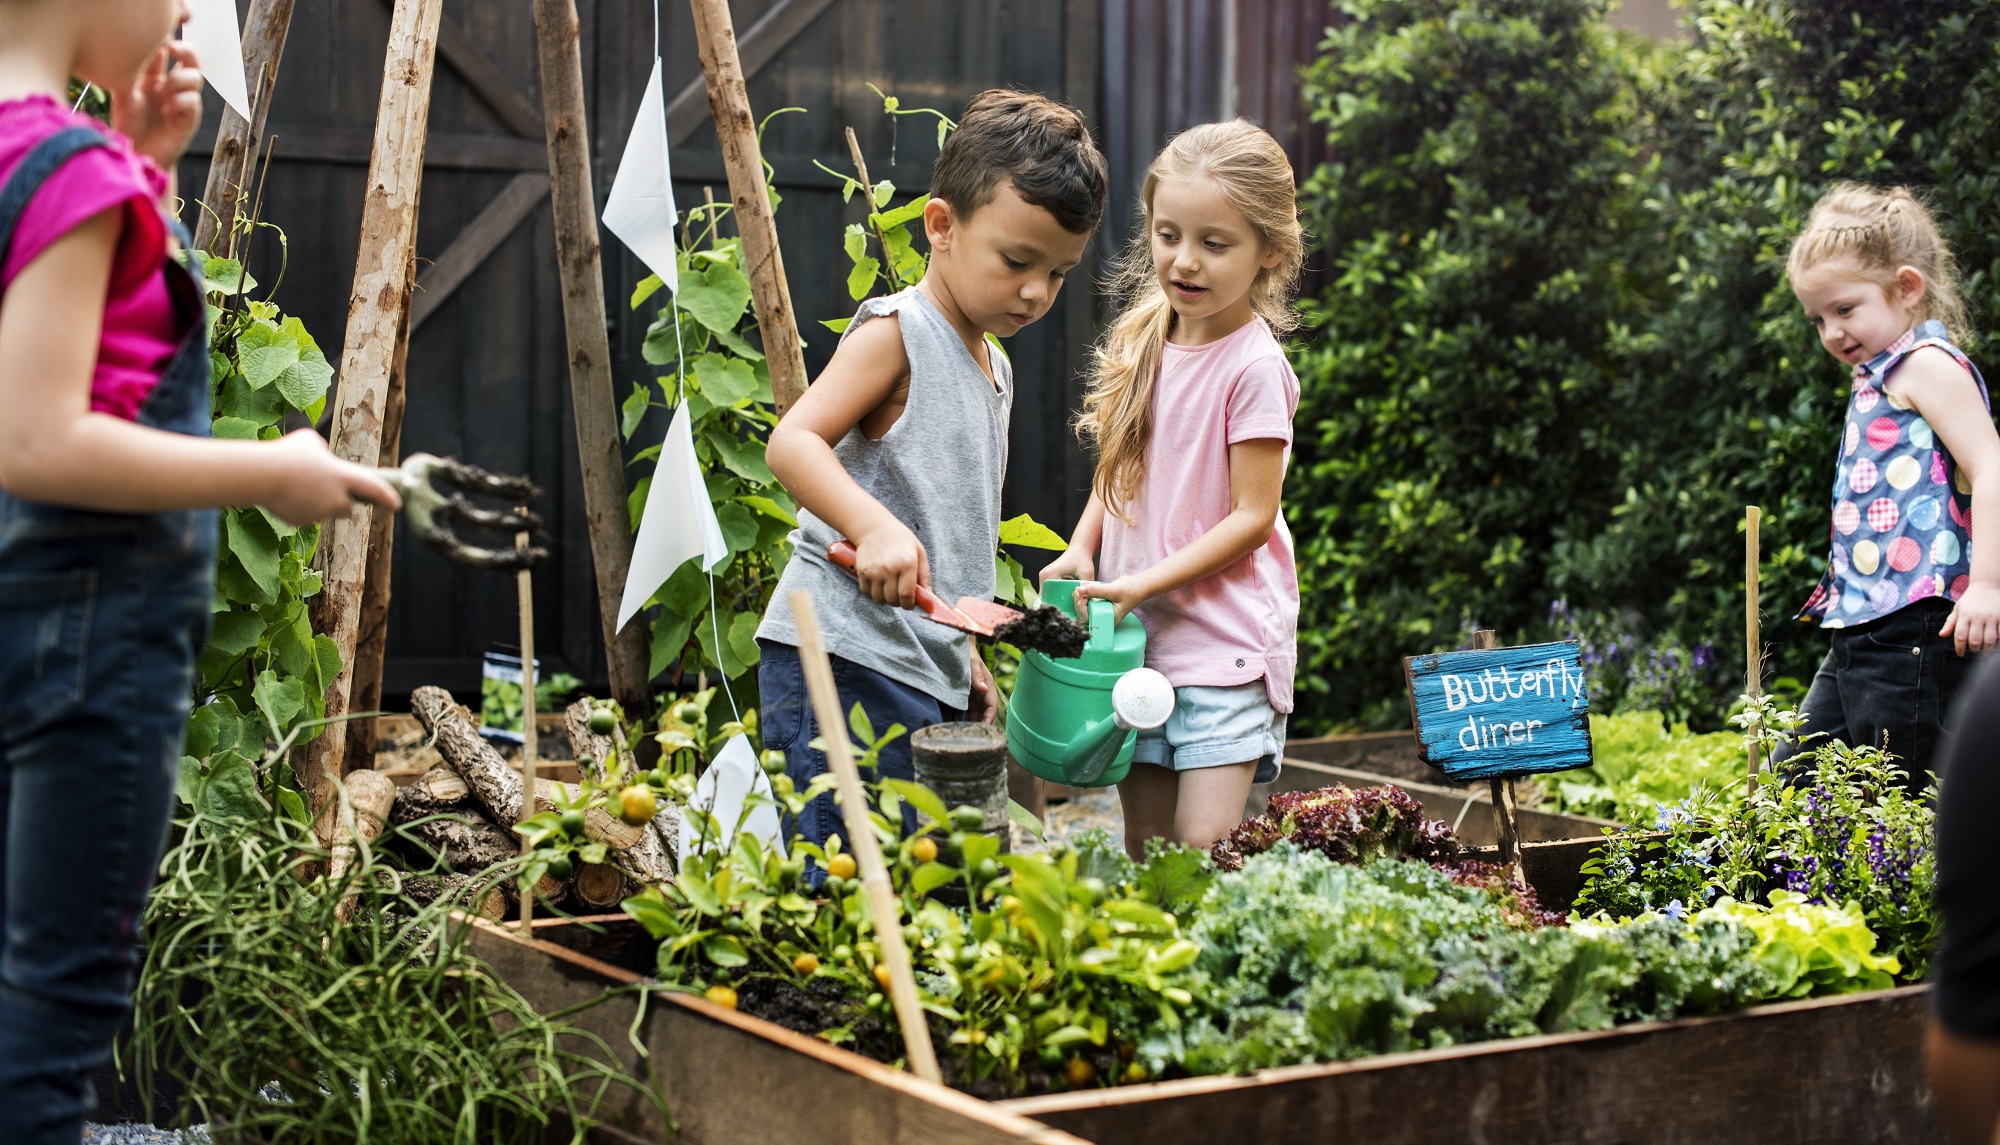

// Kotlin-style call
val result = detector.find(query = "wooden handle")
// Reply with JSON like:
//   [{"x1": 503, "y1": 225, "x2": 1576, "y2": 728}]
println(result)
[
  {"x1": 516, "y1": 531, "x2": 537, "y2": 932},
  {"x1": 1746, "y1": 505, "x2": 1763, "y2": 791},
  {"x1": 789, "y1": 592, "x2": 942, "y2": 1084},
  {"x1": 826, "y1": 541, "x2": 956, "y2": 621}
]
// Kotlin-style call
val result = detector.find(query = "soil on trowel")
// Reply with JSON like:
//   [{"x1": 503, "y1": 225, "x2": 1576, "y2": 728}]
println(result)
[{"x1": 993, "y1": 604, "x2": 1088, "y2": 659}]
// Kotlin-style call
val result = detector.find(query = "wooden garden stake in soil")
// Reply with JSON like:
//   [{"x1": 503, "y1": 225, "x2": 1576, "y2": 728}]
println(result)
[
  {"x1": 1471, "y1": 629, "x2": 1524, "y2": 882},
  {"x1": 1746, "y1": 505, "x2": 1763, "y2": 793},
  {"x1": 342, "y1": 244, "x2": 418, "y2": 776},
  {"x1": 789, "y1": 593, "x2": 942, "y2": 1085},
  {"x1": 298, "y1": 0, "x2": 443, "y2": 824},
  {"x1": 517, "y1": 530, "x2": 538, "y2": 931},
  {"x1": 192, "y1": 0, "x2": 296, "y2": 255},
  {"x1": 689, "y1": 0, "x2": 811, "y2": 416},
  {"x1": 531, "y1": 0, "x2": 653, "y2": 714}
]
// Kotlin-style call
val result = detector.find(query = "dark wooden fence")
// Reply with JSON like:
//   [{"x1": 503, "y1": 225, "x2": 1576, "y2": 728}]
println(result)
[{"x1": 184, "y1": 0, "x2": 1668, "y2": 697}]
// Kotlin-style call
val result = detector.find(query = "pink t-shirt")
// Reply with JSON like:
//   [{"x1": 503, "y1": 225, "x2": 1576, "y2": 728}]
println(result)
[
  {"x1": 1099, "y1": 316, "x2": 1301, "y2": 713},
  {"x1": 0, "y1": 95, "x2": 187, "y2": 421}
]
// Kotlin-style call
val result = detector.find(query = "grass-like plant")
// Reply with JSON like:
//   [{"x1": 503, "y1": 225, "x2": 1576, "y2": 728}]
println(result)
[{"x1": 126, "y1": 801, "x2": 661, "y2": 1143}]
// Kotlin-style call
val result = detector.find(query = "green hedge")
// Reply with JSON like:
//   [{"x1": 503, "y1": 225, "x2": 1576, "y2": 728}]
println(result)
[{"x1": 1289, "y1": 0, "x2": 2000, "y2": 730}]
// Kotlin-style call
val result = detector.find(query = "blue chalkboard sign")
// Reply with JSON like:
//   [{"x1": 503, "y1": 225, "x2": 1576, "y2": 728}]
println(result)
[{"x1": 1403, "y1": 641, "x2": 1592, "y2": 782}]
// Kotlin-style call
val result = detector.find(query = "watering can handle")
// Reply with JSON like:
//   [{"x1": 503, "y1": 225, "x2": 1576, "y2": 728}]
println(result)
[{"x1": 1086, "y1": 597, "x2": 1116, "y2": 653}]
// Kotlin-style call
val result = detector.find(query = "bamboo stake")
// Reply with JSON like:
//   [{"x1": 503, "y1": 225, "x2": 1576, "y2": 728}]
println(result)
[
  {"x1": 688, "y1": 0, "x2": 811, "y2": 416},
  {"x1": 298, "y1": 0, "x2": 443, "y2": 824},
  {"x1": 530, "y1": 0, "x2": 653, "y2": 715},
  {"x1": 1472, "y1": 629, "x2": 1524, "y2": 883},
  {"x1": 789, "y1": 593, "x2": 941, "y2": 1084},
  {"x1": 517, "y1": 530, "x2": 538, "y2": 932},
  {"x1": 193, "y1": 0, "x2": 297, "y2": 256},
  {"x1": 1746, "y1": 505, "x2": 1763, "y2": 793}
]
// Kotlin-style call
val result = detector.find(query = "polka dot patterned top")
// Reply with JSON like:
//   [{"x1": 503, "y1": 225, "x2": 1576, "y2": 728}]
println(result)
[{"x1": 1800, "y1": 319, "x2": 1990, "y2": 628}]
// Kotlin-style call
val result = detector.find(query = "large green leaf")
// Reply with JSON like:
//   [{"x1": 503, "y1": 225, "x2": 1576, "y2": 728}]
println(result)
[
  {"x1": 711, "y1": 433, "x2": 774, "y2": 484},
  {"x1": 237, "y1": 319, "x2": 301, "y2": 391},
  {"x1": 726, "y1": 611, "x2": 761, "y2": 669},
  {"x1": 195, "y1": 755, "x2": 267, "y2": 821},
  {"x1": 206, "y1": 610, "x2": 264, "y2": 657},
  {"x1": 621, "y1": 383, "x2": 652, "y2": 441},
  {"x1": 225, "y1": 510, "x2": 283, "y2": 600},
  {"x1": 273, "y1": 319, "x2": 334, "y2": 411},
  {"x1": 716, "y1": 501, "x2": 758, "y2": 552},
  {"x1": 678, "y1": 261, "x2": 753, "y2": 335},
  {"x1": 999, "y1": 513, "x2": 1069, "y2": 550},
  {"x1": 693, "y1": 353, "x2": 759, "y2": 407}
]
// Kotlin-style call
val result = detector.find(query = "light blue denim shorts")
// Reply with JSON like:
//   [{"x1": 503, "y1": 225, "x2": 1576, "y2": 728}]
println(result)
[{"x1": 1130, "y1": 680, "x2": 1286, "y2": 783}]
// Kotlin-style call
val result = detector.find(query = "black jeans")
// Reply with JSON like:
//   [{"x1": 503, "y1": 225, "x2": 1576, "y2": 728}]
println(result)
[{"x1": 1773, "y1": 599, "x2": 1974, "y2": 794}]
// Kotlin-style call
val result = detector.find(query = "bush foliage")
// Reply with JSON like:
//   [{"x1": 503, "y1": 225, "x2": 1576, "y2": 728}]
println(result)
[{"x1": 1289, "y1": 0, "x2": 2000, "y2": 729}]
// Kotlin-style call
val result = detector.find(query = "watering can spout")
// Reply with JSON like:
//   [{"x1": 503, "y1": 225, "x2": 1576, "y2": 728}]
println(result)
[{"x1": 1064, "y1": 668, "x2": 1177, "y2": 787}]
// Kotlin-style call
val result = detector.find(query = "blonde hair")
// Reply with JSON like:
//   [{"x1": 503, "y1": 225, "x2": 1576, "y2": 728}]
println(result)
[
  {"x1": 1078, "y1": 120, "x2": 1305, "y2": 520},
  {"x1": 1788, "y1": 183, "x2": 1972, "y2": 344}
]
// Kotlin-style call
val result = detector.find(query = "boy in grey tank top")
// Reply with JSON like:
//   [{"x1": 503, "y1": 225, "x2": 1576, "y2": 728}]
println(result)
[{"x1": 757, "y1": 92, "x2": 1107, "y2": 857}]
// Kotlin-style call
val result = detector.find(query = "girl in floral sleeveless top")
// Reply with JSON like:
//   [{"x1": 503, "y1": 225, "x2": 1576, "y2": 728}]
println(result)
[{"x1": 1777, "y1": 184, "x2": 2000, "y2": 791}]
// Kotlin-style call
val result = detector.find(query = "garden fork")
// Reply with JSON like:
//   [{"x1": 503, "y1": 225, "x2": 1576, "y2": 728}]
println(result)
[{"x1": 373, "y1": 453, "x2": 549, "y2": 571}]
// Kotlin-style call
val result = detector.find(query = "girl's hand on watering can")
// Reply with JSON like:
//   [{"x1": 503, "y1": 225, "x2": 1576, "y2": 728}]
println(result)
[
  {"x1": 969, "y1": 654, "x2": 998, "y2": 723},
  {"x1": 1072, "y1": 577, "x2": 1146, "y2": 624},
  {"x1": 1038, "y1": 546, "x2": 1095, "y2": 587}
]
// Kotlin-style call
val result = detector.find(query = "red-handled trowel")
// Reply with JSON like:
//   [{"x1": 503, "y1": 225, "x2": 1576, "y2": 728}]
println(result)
[{"x1": 826, "y1": 540, "x2": 1025, "y2": 636}]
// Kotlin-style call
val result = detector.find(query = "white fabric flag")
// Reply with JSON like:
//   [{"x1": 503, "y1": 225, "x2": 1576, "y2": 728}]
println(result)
[
  {"x1": 617, "y1": 401, "x2": 727, "y2": 631},
  {"x1": 603, "y1": 57, "x2": 679, "y2": 294},
  {"x1": 182, "y1": 0, "x2": 252, "y2": 122},
  {"x1": 679, "y1": 733, "x2": 781, "y2": 858}
]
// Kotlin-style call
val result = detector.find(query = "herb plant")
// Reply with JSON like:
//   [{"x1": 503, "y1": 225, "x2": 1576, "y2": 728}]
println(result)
[{"x1": 1575, "y1": 735, "x2": 1937, "y2": 976}]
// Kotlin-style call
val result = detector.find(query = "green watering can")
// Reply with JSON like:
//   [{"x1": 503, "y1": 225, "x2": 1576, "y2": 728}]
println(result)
[{"x1": 1005, "y1": 581, "x2": 1175, "y2": 787}]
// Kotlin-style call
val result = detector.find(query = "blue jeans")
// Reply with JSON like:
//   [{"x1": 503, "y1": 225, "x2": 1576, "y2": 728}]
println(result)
[
  {"x1": 757, "y1": 641, "x2": 960, "y2": 876},
  {"x1": 1773, "y1": 599, "x2": 1972, "y2": 795}
]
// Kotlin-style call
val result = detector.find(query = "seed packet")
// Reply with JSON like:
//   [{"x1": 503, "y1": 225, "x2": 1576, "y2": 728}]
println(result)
[{"x1": 480, "y1": 649, "x2": 538, "y2": 742}]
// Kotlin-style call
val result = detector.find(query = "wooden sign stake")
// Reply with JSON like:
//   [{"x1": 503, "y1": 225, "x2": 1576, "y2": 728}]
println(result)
[
  {"x1": 517, "y1": 529, "x2": 538, "y2": 932},
  {"x1": 531, "y1": 0, "x2": 655, "y2": 716},
  {"x1": 789, "y1": 593, "x2": 942, "y2": 1084},
  {"x1": 688, "y1": 0, "x2": 811, "y2": 416},
  {"x1": 297, "y1": 0, "x2": 443, "y2": 823},
  {"x1": 1470, "y1": 629, "x2": 1523, "y2": 882},
  {"x1": 1745, "y1": 505, "x2": 1763, "y2": 793}
]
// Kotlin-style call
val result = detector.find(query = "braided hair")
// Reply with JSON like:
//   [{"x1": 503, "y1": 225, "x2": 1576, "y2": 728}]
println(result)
[{"x1": 1787, "y1": 183, "x2": 1971, "y2": 344}]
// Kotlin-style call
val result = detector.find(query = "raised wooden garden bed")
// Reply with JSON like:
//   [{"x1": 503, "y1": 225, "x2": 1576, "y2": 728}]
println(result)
[{"x1": 472, "y1": 832, "x2": 1936, "y2": 1145}]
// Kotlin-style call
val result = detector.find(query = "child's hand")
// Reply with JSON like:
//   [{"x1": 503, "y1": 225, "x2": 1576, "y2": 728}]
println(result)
[
  {"x1": 261, "y1": 429, "x2": 402, "y2": 526},
  {"x1": 852, "y1": 522, "x2": 930, "y2": 608},
  {"x1": 1942, "y1": 583, "x2": 2000, "y2": 655},
  {"x1": 969, "y1": 653, "x2": 998, "y2": 724},
  {"x1": 1038, "y1": 546, "x2": 1095, "y2": 587},
  {"x1": 111, "y1": 42, "x2": 206, "y2": 172},
  {"x1": 1072, "y1": 576, "x2": 1147, "y2": 624}
]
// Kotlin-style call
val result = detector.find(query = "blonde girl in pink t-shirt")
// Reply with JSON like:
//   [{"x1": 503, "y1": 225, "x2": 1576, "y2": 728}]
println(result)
[{"x1": 1042, "y1": 121, "x2": 1304, "y2": 857}]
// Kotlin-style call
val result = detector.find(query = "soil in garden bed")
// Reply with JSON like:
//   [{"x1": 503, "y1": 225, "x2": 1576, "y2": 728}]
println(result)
[{"x1": 732, "y1": 976, "x2": 1104, "y2": 1100}]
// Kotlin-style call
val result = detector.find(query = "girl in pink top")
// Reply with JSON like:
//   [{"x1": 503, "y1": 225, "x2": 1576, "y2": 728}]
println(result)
[
  {"x1": 0, "y1": 4, "x2": 396, "y2": 1134},
  {"x1": 1043, "y1": 121, "x2": 1304, "y2": 856}
]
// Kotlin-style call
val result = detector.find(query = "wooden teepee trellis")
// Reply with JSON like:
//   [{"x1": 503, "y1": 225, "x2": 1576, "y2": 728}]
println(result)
[{"x1": 199, "y1": 0, "x2": 811, "y2": 823}]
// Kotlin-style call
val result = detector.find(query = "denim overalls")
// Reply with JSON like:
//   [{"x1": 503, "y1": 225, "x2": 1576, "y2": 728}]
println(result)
[{"x1": 0, "y1": 127, "x2": 216, "y2": 1139}]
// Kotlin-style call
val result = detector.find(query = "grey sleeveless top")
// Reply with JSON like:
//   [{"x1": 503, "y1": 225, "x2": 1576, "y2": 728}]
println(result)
[{"x1": 757, "y1": 286, "x2": 1012, "y2": 707}]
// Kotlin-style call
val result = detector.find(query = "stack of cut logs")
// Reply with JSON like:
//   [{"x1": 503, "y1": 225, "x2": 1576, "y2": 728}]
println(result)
[{"x1": 370, "y1": 686, "x2": 680, "y2": 916}]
